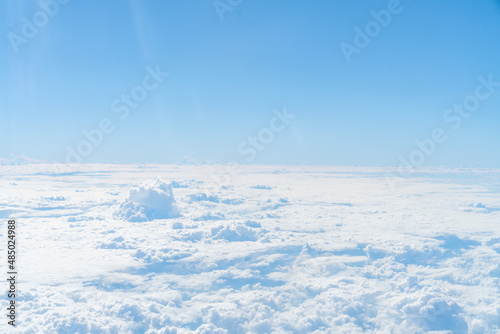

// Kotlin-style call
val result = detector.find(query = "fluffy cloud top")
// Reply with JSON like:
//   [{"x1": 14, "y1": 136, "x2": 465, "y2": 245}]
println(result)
[{"x1": 114, "y1": 178, "x2": 180, "y2": 222}]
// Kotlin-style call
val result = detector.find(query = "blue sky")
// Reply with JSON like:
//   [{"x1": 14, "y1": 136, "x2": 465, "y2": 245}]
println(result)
[{"x1": 1, "y1": 0, "x2": 500, "y2": 166}]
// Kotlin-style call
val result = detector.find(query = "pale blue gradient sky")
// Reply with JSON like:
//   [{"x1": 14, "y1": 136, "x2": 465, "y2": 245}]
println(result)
[{"x1": 1, "y1": 0, "x2": 500, "y2": 166}]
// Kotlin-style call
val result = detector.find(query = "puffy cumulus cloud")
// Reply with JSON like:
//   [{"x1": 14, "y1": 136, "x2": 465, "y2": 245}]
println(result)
[
  {"x1": 210, "y1": 224, "x2": 261, "y2": 242},
  {"x1": 114, "y1": 178, "x2": 180, "y2": 222},
  {"x1": 391, "y1": 287, "x2": 469, "y2": 333}
]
